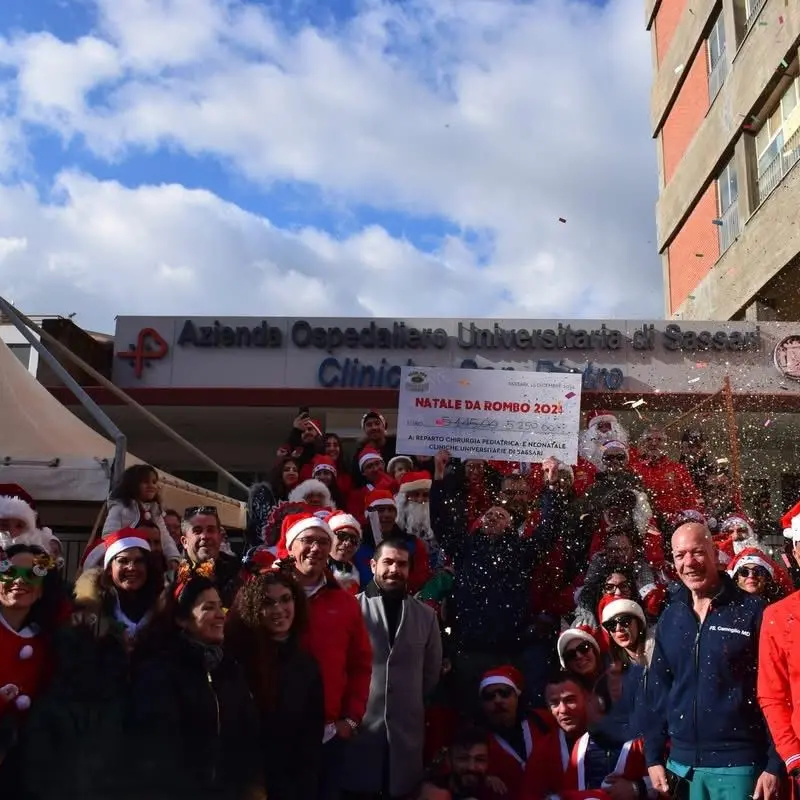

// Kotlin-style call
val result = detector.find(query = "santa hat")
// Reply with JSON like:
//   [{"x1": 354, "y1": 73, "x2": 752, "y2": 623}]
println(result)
[
  {"x1": 586, "y1": 410, "x2": 618, "y2": 429},
  {"x1": 397, "y1": 471, "x2": 432, "y2": 494},
  {"x1": 358, "y1": 447, "x2": 384, "y2": 472},
  {"x1": 600, "y1": 598, "x2": 647, "y2": 628},
  {"x1": 0, "y1": 484, "x2": 37, "y2": 534},
  {"x1": 387, "y1": 455, "x2": 414, "y2": 474},
  {"x1": 328, "y1": 511, "x2": 362, "y2": 540},
  {"x1": 361, "y1": 409, "x2": 387, "y2": 430},
  {"x1": 782, "y1": 500, "x2": 800, "y2": 542},
  {"x1": 478, "y1": 665, "x2": 524, "y2": 696},
  {"x1": 728, "y1": 549, "x2": 775, "y2": 579},
  {"x1": 288, "y1": 479, "x2": 333, "y2": 508},
  {"x1": 719, "y1": 514, "x2": 754, "y2": 538},
  {"x1": 557, "y1": 627, "x2": 600, "y2": 669},
  {"x1": 305, "y1": 418, "x2": 324, "y2": 437},
  {"x1": 311, "y1": 456, "x2": 338, "y2": 478},
  {"x1": 364, "y1": 489, "x2": 396, "y2": 512},
  {"x1": 102, "y1": 528, "x2": 151, "y2": 570},
  {"x1": 277, "y1": 512, "x2": 333, "y2": 558}
]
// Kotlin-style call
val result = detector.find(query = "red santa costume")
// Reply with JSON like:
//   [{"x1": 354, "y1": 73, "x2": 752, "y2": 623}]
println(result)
[
  {"x1": 0, "y1": 484, "x2": 62, "y2": 561},
  {"x1": 347, "y1": 448, "x2": 398, "y2": 524},
  {"x1": 395, "y1": 471, "x2": 438, "y2": 575},
  {"x1": 522, "y1": 729, "x2": 649, "y2": 800},
  {"x1": 578, "y1": 411, "x2": 629, "y2": 471},
  {"x1": 714, "y1": 514, "x2": 761, "y2": 566},
  {"x1": 327, "y1": 512, "x2": 363, "y2": 596},
  {"x1": 479, "y1": 666, "x2": 554, "y2": 799},
  {"x1": 629, "y1": 446, "x2": 702, "y2": 519},
  {"x1": 758, "y1": 503, "x2": 800, "y2": 799}
]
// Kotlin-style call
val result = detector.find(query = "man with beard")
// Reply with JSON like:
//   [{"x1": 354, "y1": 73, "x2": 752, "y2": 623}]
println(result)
[
  {"x1": 630, "y1": 427, "x2": 702, "y2": 523},
  {"x1": 351, "y1": 410, "x2": 398, "y2": 486},
  {"x1": 181, "y1": 506, "x2": 242, "y2": 607},
  {"x1": 397, "y1": 470, "x2": 444, "y2": 571},
  {"x1": 418, "y1": 727, "x2": 504, "y2": 800},
  {"x1": 341, "y1": 539, "x2": 442, "y2": 800},
  {"x1": 476, "y1": 666, "x2": 552, "y2": 798},
  {"x1": 431, "y1": 450, "x2": 550, "y2": 712},
  {"x1": 578, "y1": 411, "x2": 629, "y2": 471}
]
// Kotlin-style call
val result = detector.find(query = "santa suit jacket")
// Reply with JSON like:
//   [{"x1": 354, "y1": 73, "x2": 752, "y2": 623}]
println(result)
[
  {"x1": 629, "y1": 454, "x2": 702, "y2": 518},
  {"x1": 487, "y1": 712, "x2": 554, "y2": 800},
  {"x1": 522, "y1": 730, "x2": 648, "y2": 800},
  {"x1": 759, "y1": 591, "x2": 800, "y2": 774}
]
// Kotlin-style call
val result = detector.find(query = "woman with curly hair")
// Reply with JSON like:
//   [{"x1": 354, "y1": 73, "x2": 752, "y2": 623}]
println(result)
[
  {"x1": 225, "y1": 568, "x2": 324, "y2": 800},
  {"x1": 127, "y1": 564, "x2": 265, "y2": 799}
]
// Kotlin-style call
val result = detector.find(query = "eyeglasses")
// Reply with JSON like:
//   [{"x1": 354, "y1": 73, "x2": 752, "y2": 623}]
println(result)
[
  {"x1": 0, "y1": 565, "x2": 47, "y2": 586},
  {"x1": 737, "y1": 566, "x2": 768, "y2": 580},
  {"x1": 564, "y1": 641, "x2": 594, "y2": 662},
  {"x1": 603, "y1": 581, "x2": 631, "y2": 595},
  {"x1": 296, "y1": 536, "x2": 331, "y2": 549},
  {"x1": 334, "y1": 532, "x2": 359, "y2": 545},
  {"x1": 480, "y1": 686, "x2": 515, "y2": 702},
  {"x1": 184, "y1": 505, "x2": 218, "y2": 520},
  {"x1": 602, "y1": 614, "x2": 637, "y2": 633}
]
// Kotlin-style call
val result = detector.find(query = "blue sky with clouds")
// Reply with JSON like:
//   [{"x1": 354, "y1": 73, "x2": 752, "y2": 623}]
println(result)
[{"x1": 0, "y1": 0, "x2": 660, "y2": 333}]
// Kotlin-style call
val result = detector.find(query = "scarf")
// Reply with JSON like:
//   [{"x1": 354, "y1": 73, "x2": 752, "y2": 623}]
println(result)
[{"x1": 180, "y1": 631, "x2": 224, "y2": 672}]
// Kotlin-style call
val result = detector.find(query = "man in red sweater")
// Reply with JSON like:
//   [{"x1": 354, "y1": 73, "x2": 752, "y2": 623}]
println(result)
[
  {"x1": 758, "y1": 502, "x2": 800, "y2": 796},
  {"x1": 278, "y1": 511, "x2": 373, "y2": 800}
]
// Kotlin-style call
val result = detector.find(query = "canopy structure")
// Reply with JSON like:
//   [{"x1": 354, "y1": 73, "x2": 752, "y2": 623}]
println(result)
[{"x1": 0, "y1": 336, "x2": 246, "y2": 529}]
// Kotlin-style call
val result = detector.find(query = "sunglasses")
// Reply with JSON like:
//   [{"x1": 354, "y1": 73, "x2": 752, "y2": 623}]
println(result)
[
  {"x1": 0, "y1": 565, "x2": 47, "y2": 586},
  {"x1": 737, "y1": 566, "x2": 768, "y2": 580},
  {"x1": 335, "y1": 532, "x2": 359, "y2": 545},
  {"x1": 184, "y1": 505, "x2": 218, "y2": 520},
  {"x1": 564, "y1": 641, "x2": 594, "y2": 661},
  {"x1": 603, "y1": 614, "x2": 637, "y2": 633},
  {"x1": 480, "y1": 686, "x2": 515, "y2": 702},
  {"x1": 603, "y1": 581, "x2": 631, "y2": 595}
]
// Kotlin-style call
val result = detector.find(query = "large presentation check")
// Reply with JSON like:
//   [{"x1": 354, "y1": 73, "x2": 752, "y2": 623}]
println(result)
[{"x1": 396, "y1": 366, "x2": 583, "y2": 464}]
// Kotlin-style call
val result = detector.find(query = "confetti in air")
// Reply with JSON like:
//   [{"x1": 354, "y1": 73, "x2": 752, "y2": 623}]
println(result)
[
  {"x1": 765, "y1": 419, "x2": 773, "y2": 427},
  {"x1": 623, "y1": 399, "x2": 647, "y2": 409},
  {"x1": 695, "y1": 253, "x2": 704, "y2": 258},
  {"x1": 688, "y1": 377, "x2": 701, "y2": 384},
  {"x1": 565, "y1": 391, "x2": 576, "y2": 399},
  {"x1": 558, "y1": 217, "x2": 567, "y2": 223},
  {"x1": 675, "y1": 64, "x2": 685, "y2": 74},
  {"x1": 712, "y1": 219, "x2": 723, "y2": 226}
]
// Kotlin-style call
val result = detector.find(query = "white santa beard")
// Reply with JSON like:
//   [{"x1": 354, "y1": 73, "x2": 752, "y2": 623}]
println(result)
[
  {"x1": 397, "y1": 498, "x2": 433, "y2": 538},
  {"x1": 732, "y1": 536, "x2": 758, "y2": 554},
  {"x1": 579, "y1": 422, "x2": 629, "y2": 469}
]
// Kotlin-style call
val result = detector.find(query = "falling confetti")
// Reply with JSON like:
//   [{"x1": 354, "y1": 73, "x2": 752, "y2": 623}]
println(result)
[
  {"x1": 712, "y1": 219, "x2": 723, "y2": 226},
  {"x1": 765, "y1": 419, "x2": 773, "y2": 427},
  {"x1": 695, "y1": 253, "x2": 704, "y2": 258},
  {"x1": 717, "y1": 457, "x2": 730, "y2": 465},
  {"x1": 623, "y1": 399, "x2": 647, "y2": 409},
  {"x1": 758, "y1": 19, "x2": 768, "y2": 25},
  {"x1": 558, "y1": 217, "x2": 567, "y2": 223},
  {"x1": 779, "y1": 15, "x2": 784, "y2": 22},
  {"x1": 674, "y1": 64, "x2": 685, "y2": 74},
  {"x1": 688, "y1": 377, "x2": 701, "y2": 383},
  {"x1": 565, "y1": 391, "x2": 576, "y2": 399},
  {"x1": 688, "y1": 295, "x2": 696, "y2": 299},
  {"x1": 781, "y1": 59, "x2": 789, "y2": 68}
]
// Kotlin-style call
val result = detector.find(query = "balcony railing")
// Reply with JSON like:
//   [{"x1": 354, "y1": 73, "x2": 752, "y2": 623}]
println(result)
[
  {"x1": 757, "y1": 128, "x2": 800, "y2": 203},
  {"x1": 745, "y1": 0, "x2": 768, "y2": 30},
  {"x1": 708, "y1": 50, "x2": 728, "y2": 102},
  {"x1": 717, "y1": 199, "x2": 740, "y2": 254}
]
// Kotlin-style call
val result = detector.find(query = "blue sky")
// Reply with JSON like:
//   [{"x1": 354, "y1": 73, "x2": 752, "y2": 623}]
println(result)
[{"x1": 0, "y1": 0, "x2": 660, "y2": 332}]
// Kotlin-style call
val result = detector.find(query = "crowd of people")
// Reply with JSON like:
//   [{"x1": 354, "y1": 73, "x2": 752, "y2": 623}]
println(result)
[{"x1": 2, "y1": 406, "x2": 800, "y2": 799}]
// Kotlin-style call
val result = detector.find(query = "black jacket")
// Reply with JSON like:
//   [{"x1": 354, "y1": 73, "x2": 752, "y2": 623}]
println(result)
[
  {"x1": 22, "y1": 624, "x2": 130, "y2": 799},
  {"x1": 431, "y1": 477, "x2": 546, "y2": 653},
  {"x1": 260, "y1": 639, "x2": 325, "y2": 800},
  {"x1": 127, "y1": 635, "x2": 262, "y2": 799}
]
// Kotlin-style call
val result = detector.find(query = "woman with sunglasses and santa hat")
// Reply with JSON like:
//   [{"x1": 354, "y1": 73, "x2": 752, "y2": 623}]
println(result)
[
  {"x1": 0, "y1": 536, "x2": 65, "y2": 791},
  {"x1": 727, "y1": 547, "x2": 792, "y2": 604}
]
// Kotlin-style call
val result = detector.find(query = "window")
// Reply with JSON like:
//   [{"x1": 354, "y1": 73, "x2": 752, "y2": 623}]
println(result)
[
  {"x1": 707, "y1": 15, "x2": 728, "y2": 100},
  {"x1": 717, "y1": 161, "x2": 738, "y2": 213},
  {"x1": 756, "y1": 78, "x2": 800, "y2": 176},
  {"x1": 8, "y1": 344, "x2": 31, "y2": 369}
]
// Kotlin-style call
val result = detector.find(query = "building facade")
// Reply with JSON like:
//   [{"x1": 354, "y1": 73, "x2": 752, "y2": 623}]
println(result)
[{"x1": 647, "y1": 0, "x2": 800, "y2": 321}]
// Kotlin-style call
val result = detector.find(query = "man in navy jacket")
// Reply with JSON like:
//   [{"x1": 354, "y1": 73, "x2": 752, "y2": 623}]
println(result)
[{"x1": 643, "y1": 522, "x2": 782, "y2": 799}]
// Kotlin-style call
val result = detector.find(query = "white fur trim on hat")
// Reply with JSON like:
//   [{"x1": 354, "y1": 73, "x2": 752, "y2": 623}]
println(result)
[
  {"x1": 557, "y1": 628, "x2": 600, "y2": 669},
  {"x1": 288, "y1": 479, "x2": 332, "y2": 507},
  {"x1": 312, "y1": 462, "x2": 337, "y2": 478},
  {"x1": 478, "y1": 675, "x2": 521, "y2": 695},
  {"x1": 720, "y1": 515, "x2": 754, "y2": 537},
  {"x1": 104, "y1": 536, "x2": 151, "y2": 569},
  {"x1": 398, "y1": 477, "x2": 432, "y2": 493},
  {"x1": 285, "y1": 516, "x2": 333, "y2": 551},
  {"x1": 785, "y1": 516, "x2": 800, "y2": 542},
  {"x1": 359, "y1": 450, "x2": 384, "y2": 471},
  {"x1": 329, "y1": 513, "x2": 362, "y2": 539},
  {"x1": 367, "y1": 496, "x2": 396, "y2": 509},
  {"x1": 0, "y1": 496, "x2": 36, "y2": 534},
  {"x1": 730, "y1": 554, "x2": 774, "y2": 578},
  {"x1": 600, "y1": 599, "x2": 646, "y2": 627},
  {"x1": 387, "y1": 456, "x2": 413, "y2": 474}
]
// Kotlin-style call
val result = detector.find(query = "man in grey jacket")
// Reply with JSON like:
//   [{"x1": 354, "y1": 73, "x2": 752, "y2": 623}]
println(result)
[{"x1": 341, "y1": 538, "x2": 443, "y2": 799}]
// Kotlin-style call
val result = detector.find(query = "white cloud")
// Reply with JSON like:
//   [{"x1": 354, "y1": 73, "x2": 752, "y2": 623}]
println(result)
[{"x1": 0, "y1": 0, "x2": 662, "y2": 328}]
